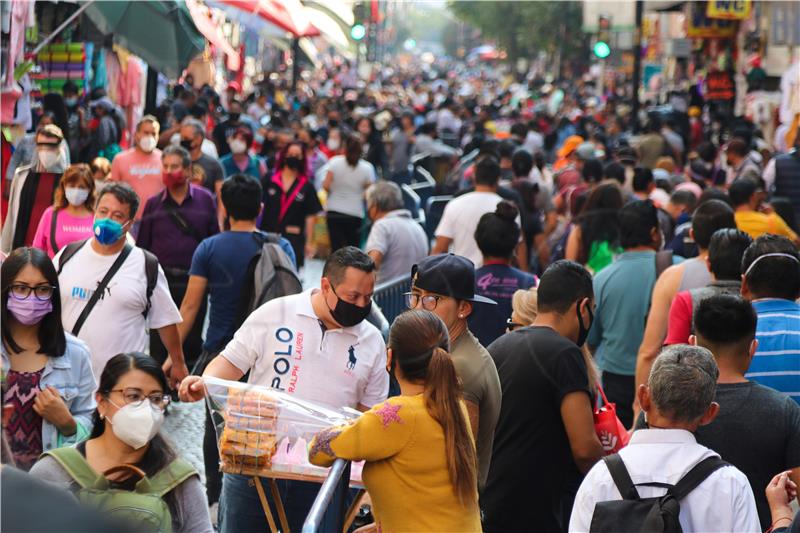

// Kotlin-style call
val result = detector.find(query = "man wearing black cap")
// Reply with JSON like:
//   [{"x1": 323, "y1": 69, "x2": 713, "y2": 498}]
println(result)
[{"x1": 406, "y1": 253, "x2": 501, "y2": 492}]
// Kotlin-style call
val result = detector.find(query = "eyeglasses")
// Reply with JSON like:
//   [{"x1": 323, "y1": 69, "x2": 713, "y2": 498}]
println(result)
[
  {"x1": 6, "y1": 284, "x2": 56, "y2": 301},
  {"x1": 404, "y1": 292, "x2": 444, "y2": 311},
  {"x1": 109, "y1": 388, "x2": 171, "y2": 410},
  {"x1": 506, "y1": 318, "x2": 524, "y2": 332}
]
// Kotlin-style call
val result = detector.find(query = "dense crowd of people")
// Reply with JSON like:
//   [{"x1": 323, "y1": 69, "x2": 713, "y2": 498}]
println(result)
[{"x1": 1, "y1": 60, "x2": 800, "y2": 533}]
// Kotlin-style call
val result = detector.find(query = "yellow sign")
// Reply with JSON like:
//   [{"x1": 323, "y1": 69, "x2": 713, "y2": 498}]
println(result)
[
  {"x1": 687, "y1": 2, "x2": 737, "y2": 38},
  {"x1": 706, "y1": 0, "x2": 751, "y2": 20}
]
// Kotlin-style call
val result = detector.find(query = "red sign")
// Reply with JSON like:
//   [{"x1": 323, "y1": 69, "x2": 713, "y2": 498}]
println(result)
[{"x1": 706, "y1": 71, "x2": 735, "y2": 101}]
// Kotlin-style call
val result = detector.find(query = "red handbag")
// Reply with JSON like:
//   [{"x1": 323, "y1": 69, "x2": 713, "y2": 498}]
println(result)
[{"x1": 593, "y1": 385, "x2": 630, "y2": 455}]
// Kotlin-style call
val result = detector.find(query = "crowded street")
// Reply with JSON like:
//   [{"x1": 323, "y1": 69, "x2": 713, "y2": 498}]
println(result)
[{"x1": 1, "y1": 0, "x2": 800, "y2": 531}]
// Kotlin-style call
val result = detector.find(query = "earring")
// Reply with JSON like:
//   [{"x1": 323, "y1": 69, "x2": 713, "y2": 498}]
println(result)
[
  {"x1": 459, "y1": 314, "x2": 464, "y2": 318},
  {"x1": 99, "y1": 413, "x2": 105, "y2": 421}
]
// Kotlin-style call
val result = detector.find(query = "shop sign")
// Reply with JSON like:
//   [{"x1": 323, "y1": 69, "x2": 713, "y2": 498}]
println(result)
[
  {"x1": 706, "y1": 0, "x2": 751, "y2": 21},
  {"x1": 706, "y1": 71, "x2": 735, "y2": 101},
  {"x1": 686, "y1": 2, "x2": 738, "y2": 38}
]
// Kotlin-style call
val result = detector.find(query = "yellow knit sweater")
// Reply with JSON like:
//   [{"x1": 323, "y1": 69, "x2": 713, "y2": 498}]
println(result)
[{"x1": 308, "y1": 394, "x2": 482, "y2": 532}]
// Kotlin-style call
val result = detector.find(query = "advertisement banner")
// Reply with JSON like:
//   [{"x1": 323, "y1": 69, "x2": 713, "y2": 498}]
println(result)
[
  {"x1": 706, "y1": 0, "x2": 752, "y2": 21},
  {"x1": 686, "y1": 2, "x2": 737, "y2": 38}
]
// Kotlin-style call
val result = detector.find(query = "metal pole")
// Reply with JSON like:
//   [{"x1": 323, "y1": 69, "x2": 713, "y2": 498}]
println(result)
[
  {"x1": 631, "y1": 0, "x2": 644, "y2": 133},
  {"x1": 291, "y1": 37, "x2": 301, "y2": 94},
  {"x1": 302, "y1": 459, "x2": 349, "y2": 533}
]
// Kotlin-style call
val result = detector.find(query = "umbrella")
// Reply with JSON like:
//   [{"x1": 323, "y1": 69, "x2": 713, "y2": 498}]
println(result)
[
  {"x1": 83, "y1": 0, "x2": 205, "y2": 79},
  {"x1": 218, "y1": 0, "x2": 319, "y2": 37}
]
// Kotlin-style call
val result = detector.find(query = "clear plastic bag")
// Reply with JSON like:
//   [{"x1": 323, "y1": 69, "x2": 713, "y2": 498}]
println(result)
[{"x1": 203, "y1": 376, "x2": 363, "y2": 481}]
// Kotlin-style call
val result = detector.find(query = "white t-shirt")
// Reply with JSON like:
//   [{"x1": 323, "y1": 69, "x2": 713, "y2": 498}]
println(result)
[
  {"x1": 435, "y1": 191, "x2": 509, "y2": 266},
  {"x1": 221, "y1": 289, "x2": 389, "y2": 410},
  {"x1": 325, "y1": 155, "x2": 376, "y2": 218},
  {"x1": 55, "y1": 241, "x2": 182, "y2": 379}
]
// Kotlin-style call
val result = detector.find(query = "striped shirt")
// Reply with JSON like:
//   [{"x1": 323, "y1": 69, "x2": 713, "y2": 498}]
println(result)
[{"x1": 749, "y1": 299, "x2": 800, "y2": 404}]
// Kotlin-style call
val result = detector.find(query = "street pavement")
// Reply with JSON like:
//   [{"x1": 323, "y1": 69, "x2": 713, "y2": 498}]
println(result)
[{"x1": 162, "y1": 258, "x2": 325, "y2": 482}]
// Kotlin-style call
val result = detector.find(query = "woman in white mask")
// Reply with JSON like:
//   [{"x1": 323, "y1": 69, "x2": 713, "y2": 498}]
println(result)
[
  {"x1": 30, "y1": 164, "x2": 96, "y2": 258},
  {"x1": 30, "y1": 352, "x2": 213, "y2": 533},
  {"x1": 219, "y1": 126, "x2": 267, "y2": 180},
  {"x1": 0, "y1": 124, "x2": 69, "y2": 254}
]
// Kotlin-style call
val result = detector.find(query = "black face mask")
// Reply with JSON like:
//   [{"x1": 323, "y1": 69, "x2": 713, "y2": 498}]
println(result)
[
  {"x1": 285, "y1": 156, "x2": 303, "y2": 172},
  {"x1": 328, "y1": 286, "x2": 371, "y2": 328},
  {"x1": 180, "y1": 139, "x2": 194, "y2": 151},
  {"x1": 229, "y1": 113, "x2": 241, "y2": 122},
  {"x1": 576, "y1": 301, "x2": 593, "y2": 347}
]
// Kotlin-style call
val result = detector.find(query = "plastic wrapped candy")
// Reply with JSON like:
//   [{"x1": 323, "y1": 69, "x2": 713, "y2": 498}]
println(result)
[{"x1": 203, "y1": 376, "x2": 364, "y2": 482}]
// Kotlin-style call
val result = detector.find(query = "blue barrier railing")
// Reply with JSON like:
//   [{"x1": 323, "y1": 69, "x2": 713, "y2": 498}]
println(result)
[{"x1": 373, "y1": 274, "x2": 412, "y2": 325}]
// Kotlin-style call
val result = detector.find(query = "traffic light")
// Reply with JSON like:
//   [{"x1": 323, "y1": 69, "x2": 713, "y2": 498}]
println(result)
[
  {"x1": 594, "y1": 14, "x2": 611, "y2": 59},
  {"x1": 352, "y1": 2, "x2": 366, "y2": 41},
  {"x1": 351, "y1": 24, "x2": 366, "y2": 41}
]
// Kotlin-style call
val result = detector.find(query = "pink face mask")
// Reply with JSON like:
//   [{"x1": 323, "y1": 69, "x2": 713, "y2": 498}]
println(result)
[{"x1": 7, "y1": 294, "x2": 53, "y2": 325}]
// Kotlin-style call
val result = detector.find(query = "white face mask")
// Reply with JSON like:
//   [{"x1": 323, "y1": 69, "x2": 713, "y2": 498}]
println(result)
[
  {"x1": 138, "y1": 135, "x2": 157, "y2": 153},
  {"x1": 327, "y1": 138, "x2": 340, "y2": 151},
  {"x1": 64, "y1": 187, "x2": 89, "y2": 206},
  {"x1": 229, "y1": 139, "x2": 247, "y2": 154},
  {"x1": 107, "y1": 399, "x2": 164, "y2": 449},
  {"x1": 38, "y1": 150, "x2": 61, "y2": 170}
]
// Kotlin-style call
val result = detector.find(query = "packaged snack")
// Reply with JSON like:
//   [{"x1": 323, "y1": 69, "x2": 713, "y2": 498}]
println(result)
[{"x1": 203, "y1": 376, "x2": 363, "y2": 482}]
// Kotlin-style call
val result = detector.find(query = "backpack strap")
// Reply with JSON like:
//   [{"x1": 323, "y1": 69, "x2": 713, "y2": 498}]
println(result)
[
  {"x1": 50, "y1": 208, "x2": 60, "y2": 255},
  {"x1": 42, "y1": 448, "x2": 105, "y2": 490},
  {"x1": 57, "y1": 239, "x2": 90, "y2": 275},
  {"x1": 137, "y1": 458, "x2": 197, "y2": 497},
  {"x1": 655, "y1": 250, "x2": 673, "y2": 279},
  {"x1": 71, "y1": 244, "x2": 134, "y2": 336},
  {"x1": 603, "y1": 454, "x2": 640, "y2": 500},
  {"x1": 142, "y1": 249, "x2": 159, "y2": 318},
  {"x1": 669, "y1": 456, "x2": 729, "y2": 501}
]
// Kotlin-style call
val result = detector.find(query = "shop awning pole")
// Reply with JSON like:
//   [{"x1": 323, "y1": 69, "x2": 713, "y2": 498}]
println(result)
[
  {"x1": 31, "y1": 0, "x2": 96, "y2": 57},
  {"x1": 631, "y1": 0, "x2": 643, "y2": 133}
]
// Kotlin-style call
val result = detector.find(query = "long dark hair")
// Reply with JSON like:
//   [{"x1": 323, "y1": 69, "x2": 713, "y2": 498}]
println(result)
[
  {"x1": 388, "y1": 310, "x2": 478, "y2": 505},
  {"x1": 92, "y1": 353, "x2": 177, "y2": 477},
  {"x1": 1, "y1": 247, "x2": 66, "y2": 357},
  {"x1": 275, "y1": 140, "x2": 309, "y2": 178},
  {"x1": 344, "y1": 134, "x2": 362, "y2": 167},
  {"x1": 576, "y1": 182, "x2": 624, "y2": 264}
]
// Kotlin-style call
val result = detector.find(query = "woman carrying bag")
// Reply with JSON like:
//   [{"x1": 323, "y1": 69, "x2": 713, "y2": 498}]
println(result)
[{"x1": 30, "y1": 352, "x2": 212, "y2": 533}]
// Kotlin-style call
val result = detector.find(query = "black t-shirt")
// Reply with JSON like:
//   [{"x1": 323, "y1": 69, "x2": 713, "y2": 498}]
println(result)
[
  {"x1": 261, "y1": 175, "x2": 323, "y2": 234},
  {"x1": 483, "y1": 326, "x2": 591, "y2": 532},
  {"x1": 634, "y1": 381, "x2": 800, "y2": 530}
]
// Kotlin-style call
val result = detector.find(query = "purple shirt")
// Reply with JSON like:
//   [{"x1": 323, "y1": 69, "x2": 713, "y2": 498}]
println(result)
[{"x1": 137, "y1": 184, "x2": 219, "y2": 270}]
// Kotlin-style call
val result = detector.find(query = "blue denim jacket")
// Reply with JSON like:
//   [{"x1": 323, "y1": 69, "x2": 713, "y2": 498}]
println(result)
[{"x1": 2, "y1": 333, "x2": 96, "y2": 453}]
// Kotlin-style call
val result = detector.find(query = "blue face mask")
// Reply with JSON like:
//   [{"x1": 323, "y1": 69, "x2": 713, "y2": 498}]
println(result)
[{"x1": 93, "y1": 217, "x2": 125, "y2": 245}]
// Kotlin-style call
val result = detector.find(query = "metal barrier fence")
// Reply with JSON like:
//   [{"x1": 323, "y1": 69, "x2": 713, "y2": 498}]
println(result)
[
  {"x1": 373, "y1": 274, "x2": 412, "y2": 325},
  {"x1": 301, "y1": 459, "x2": 351, "y2": 533}
]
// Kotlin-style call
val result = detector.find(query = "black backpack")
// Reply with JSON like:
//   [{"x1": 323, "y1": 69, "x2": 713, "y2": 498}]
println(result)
[
  {"x1": 589, "y1": 454, "x2": 729, "y2": 533},
  {"x1": 235, "y1": 231, "x2": 302, "y2": 329}
]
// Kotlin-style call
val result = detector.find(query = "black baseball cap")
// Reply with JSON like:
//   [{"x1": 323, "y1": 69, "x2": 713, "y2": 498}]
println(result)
[{"x1": 411, "y1": 254, "x2": 497, "y2": 305}]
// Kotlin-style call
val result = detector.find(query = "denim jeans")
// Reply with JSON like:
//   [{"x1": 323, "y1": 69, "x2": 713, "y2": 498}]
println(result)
[{"x1": 219, "y1": 473, "x2": 347, "y2": 533}]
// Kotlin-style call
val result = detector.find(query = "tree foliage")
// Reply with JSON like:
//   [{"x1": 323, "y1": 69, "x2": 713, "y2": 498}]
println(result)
[{"x1": 448, "y1": 1, "x2": 587, "y2": 64}]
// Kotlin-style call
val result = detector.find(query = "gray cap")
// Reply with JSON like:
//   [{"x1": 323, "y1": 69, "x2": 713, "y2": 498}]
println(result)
[{"x1": 576, "y1": 142, "x2": 597, "y2": 161}]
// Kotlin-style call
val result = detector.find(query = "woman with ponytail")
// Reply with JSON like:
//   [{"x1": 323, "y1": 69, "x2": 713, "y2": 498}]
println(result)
[{"x1": 309, "y1": 310, "x2": 481, "y2": 532}]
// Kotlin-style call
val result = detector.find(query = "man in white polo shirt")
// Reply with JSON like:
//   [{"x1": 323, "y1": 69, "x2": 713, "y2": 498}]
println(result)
[{"x1": 180, "y1": 246, "x2": 388, "y2": 531}]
